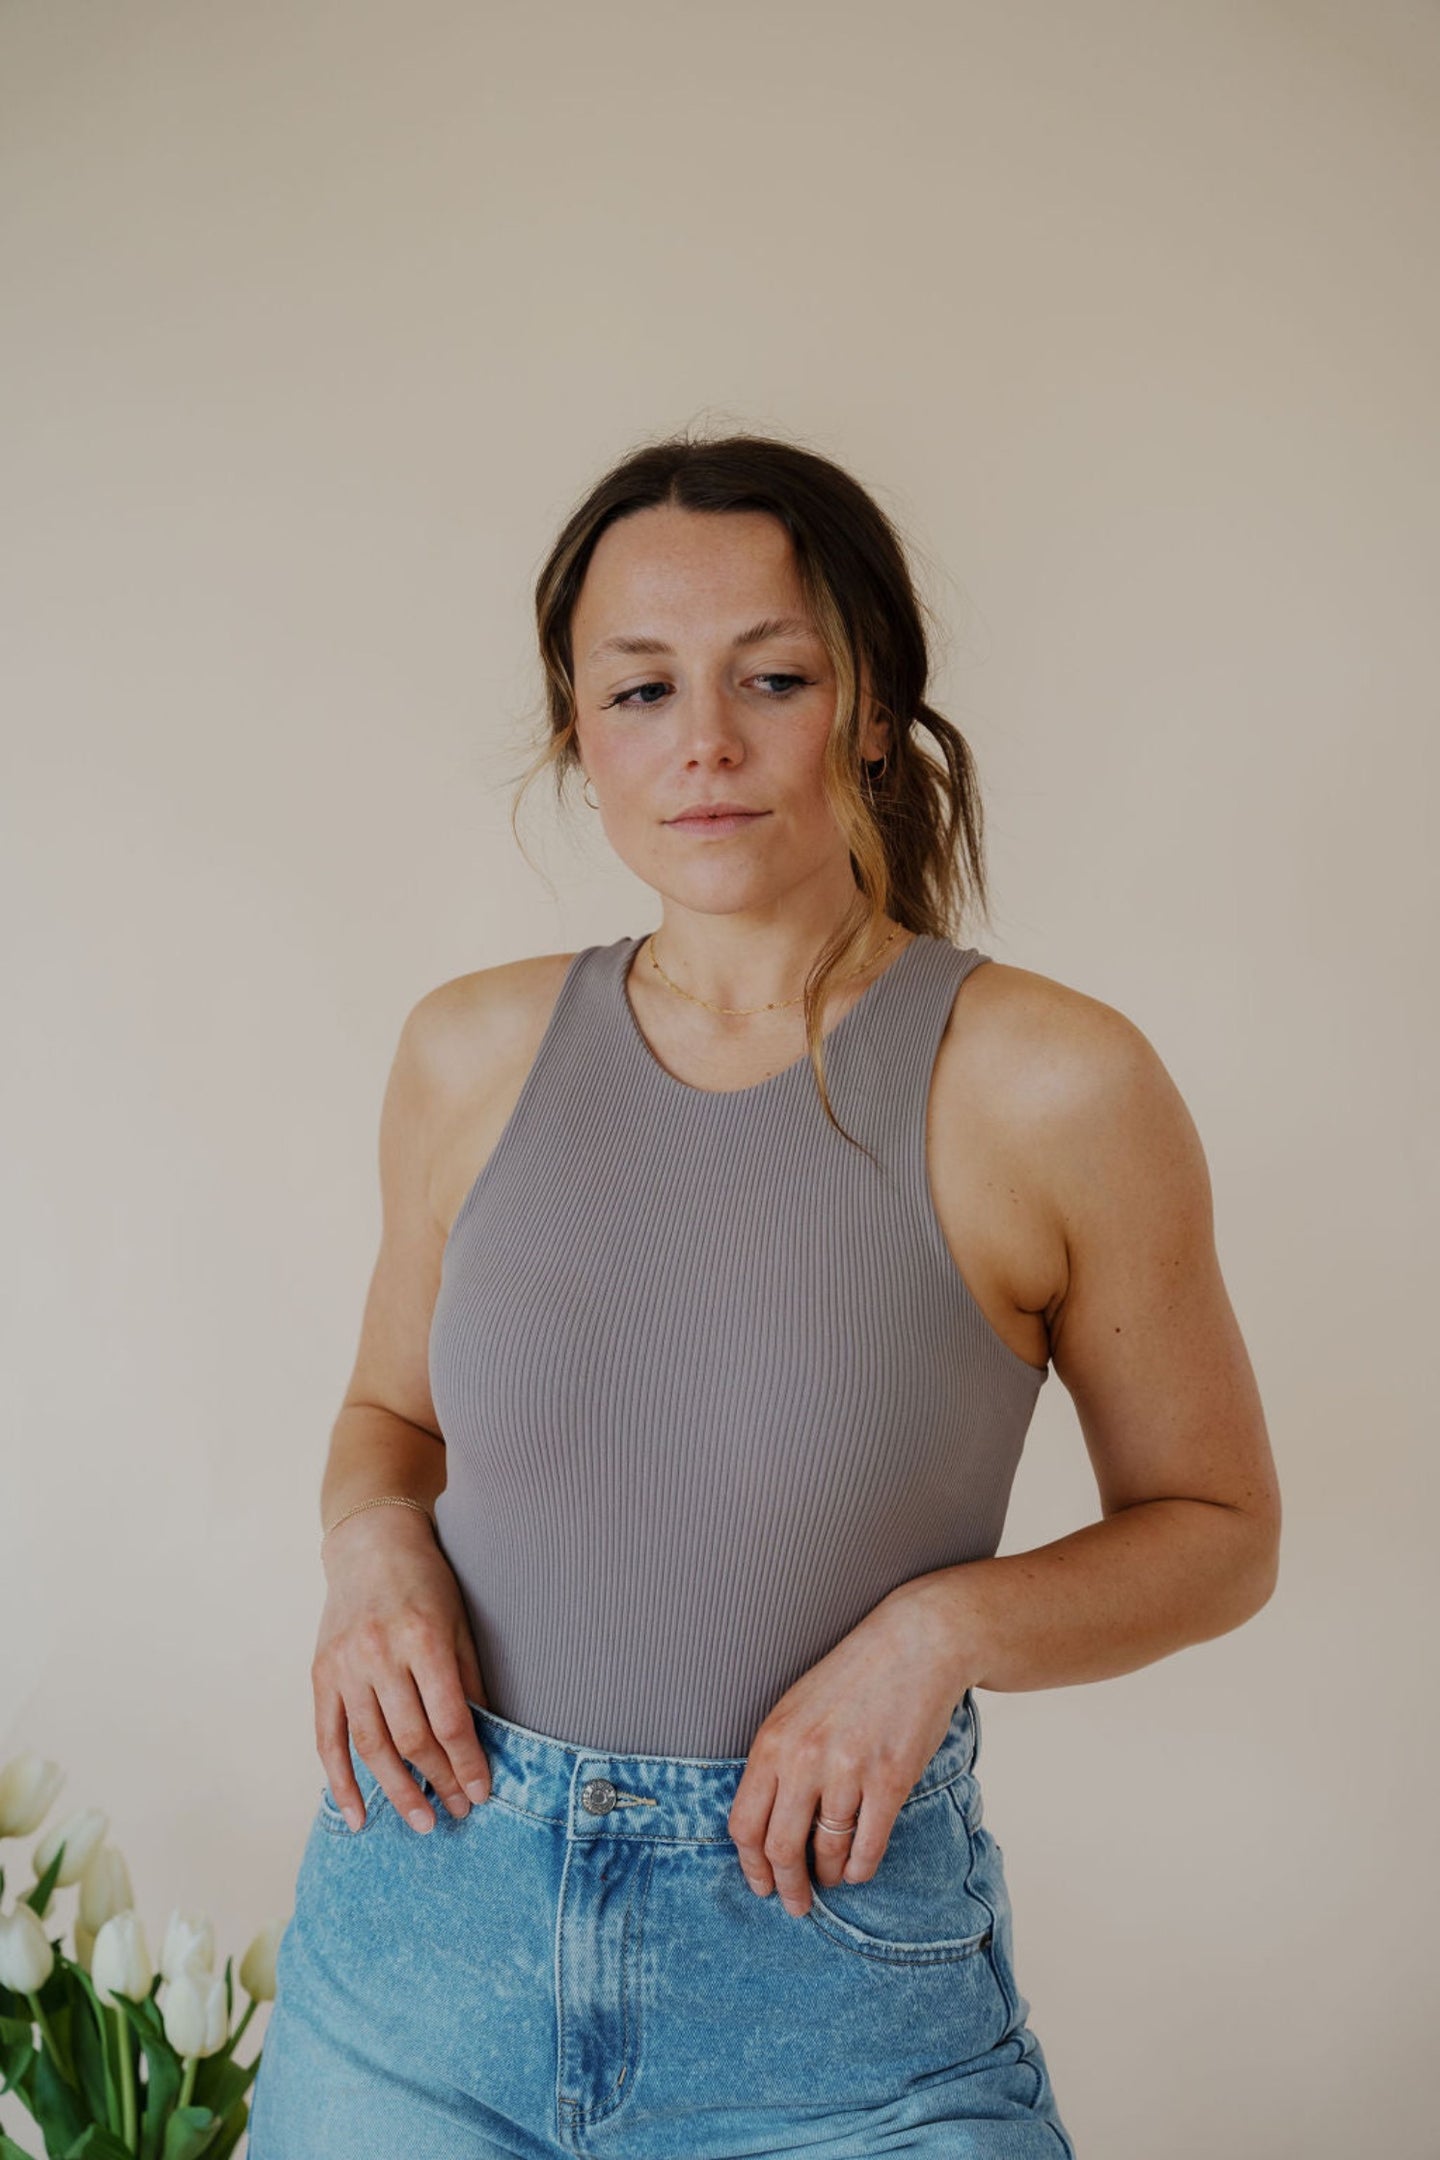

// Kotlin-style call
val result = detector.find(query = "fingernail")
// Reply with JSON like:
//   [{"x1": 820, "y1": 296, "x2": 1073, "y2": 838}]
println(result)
[
  {"x1": 407, "y1": 1806, "x2": 433, "y2": 1832},
  {"x1": 464, "y1": 1780, "x2": 490, "y2": 1804},
  {"x1": 344, "y1": 1806, "x2": 364, "y2": 1832}
]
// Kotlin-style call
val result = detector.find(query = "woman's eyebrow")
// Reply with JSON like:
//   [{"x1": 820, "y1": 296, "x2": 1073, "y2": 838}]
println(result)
[{"x1": 585, "y1": 615, "x2": 817, "y2": 663}]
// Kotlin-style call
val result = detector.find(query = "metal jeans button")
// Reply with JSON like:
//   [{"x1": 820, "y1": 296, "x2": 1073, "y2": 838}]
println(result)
[{"x1": 580, "y1": 1777, "x2": 618, "y2": 1815}]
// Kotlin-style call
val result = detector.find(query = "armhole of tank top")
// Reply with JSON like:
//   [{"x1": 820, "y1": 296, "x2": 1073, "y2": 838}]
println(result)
[
  {"x1": 914, "y1": 945, "x2": 1049, "y2": 1390},
  {"x1": 439, "y1": 944, "x2": 595, "y2": 1264}
]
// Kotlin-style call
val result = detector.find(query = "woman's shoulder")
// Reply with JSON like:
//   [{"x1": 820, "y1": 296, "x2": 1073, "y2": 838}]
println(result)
[
  {"x1": 398, "y1": 948, "x2": 586, "y2": 1108},
  {"x1": 932, "y1": 955, "x2": 1210, "y2": 1363},
  {"x1": 940, "y1": 952, "x2": 1191, "y2": 1158}
]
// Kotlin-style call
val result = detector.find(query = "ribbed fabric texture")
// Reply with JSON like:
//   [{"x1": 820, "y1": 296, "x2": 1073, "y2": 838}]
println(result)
[{"x1": 428, "y1": 930, "x2": 1049, "y2": 1760}]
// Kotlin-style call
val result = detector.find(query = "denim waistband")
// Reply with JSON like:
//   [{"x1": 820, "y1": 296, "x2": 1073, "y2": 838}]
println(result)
[{"x1": 461, "y1": 1689, "x2": 981, "y2": 1846}]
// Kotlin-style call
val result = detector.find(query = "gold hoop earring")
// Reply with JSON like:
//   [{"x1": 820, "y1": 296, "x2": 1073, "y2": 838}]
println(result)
[{"x1": 582, "y1": 777, "x2": 599, "y2": 810}]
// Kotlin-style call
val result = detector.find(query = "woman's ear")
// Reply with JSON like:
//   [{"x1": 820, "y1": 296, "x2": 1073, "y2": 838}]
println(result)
[
  {"x1": 860, "y1": 713, "x2": 892, "y2": 764},
  {"x1": 854, "y1": 669, "x2": 892, "y2": 765}
]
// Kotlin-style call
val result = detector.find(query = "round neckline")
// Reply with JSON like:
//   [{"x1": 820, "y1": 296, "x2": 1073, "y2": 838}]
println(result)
[{"x1": 616, "y1": 928, "x2": 927, "y2": 1101}]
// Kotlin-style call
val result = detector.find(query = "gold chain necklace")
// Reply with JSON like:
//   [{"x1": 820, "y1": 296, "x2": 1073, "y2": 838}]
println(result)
[{"x1": 642, "y1": 924, "x2": 900, "y2": 1017}]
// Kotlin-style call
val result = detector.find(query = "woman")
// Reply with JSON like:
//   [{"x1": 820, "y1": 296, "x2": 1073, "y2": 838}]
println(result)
[{"x1": 248, "y1": 433, "x2": 1281, "y2": 2157}]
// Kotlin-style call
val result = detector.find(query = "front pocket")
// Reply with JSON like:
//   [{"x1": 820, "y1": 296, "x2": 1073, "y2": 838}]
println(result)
[
  {"x1": 802, "y1": 1776, "x2": 996, "y2": 1967},
  {"x1": 805, "y1": 1890, "x2": 993, "y2": 1966}
]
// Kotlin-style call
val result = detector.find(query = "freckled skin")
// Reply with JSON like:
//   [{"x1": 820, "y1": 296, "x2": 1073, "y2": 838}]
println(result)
[{"x1": 570, "y1": 502, "x2": 896, "y2": 1014}]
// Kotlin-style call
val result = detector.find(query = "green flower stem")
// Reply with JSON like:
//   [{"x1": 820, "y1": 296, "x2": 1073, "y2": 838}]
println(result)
[
  {"x1": 26, "y1": 1988, "x2": 74, "y2": 2083},
  {"x1": 230, "y1": 1998, "x2": 257, "y2": 2048},
  {"x1": 78, "y1": 1984, "x2": 116, "y2": 2134},
  {"x1": 179, "y1": 2055, "x2": 198, "y2": 2110},
  {"x1": 111, "y1": 2003, "x2": 138, "y2": 2152}
]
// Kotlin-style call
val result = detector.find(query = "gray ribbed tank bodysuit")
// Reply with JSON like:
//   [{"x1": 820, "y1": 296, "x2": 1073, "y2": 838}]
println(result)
[{"x1": 428, "y1": 930, "x2": 1049, "y2": 1760}]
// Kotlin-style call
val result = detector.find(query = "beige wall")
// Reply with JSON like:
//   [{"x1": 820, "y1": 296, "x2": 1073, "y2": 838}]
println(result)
[{"x1": 3, "y1": 4, "x2": 1435, "y2": 2153}]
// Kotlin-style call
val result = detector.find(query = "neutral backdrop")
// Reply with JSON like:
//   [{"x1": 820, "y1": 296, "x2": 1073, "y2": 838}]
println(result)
[{"x1": 3, "y1": 5, "x2": 1435, "y2": 2155}]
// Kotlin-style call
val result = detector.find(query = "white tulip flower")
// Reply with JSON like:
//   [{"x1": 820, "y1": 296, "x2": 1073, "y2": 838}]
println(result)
[
  {"x1": 73, "y1": 1919, "x2": 96, "y2": 1972},
  {"x1": 91, "y1": 1909, "x2": 154, "y2": 2005},
  {"x1": 239, "y1": 1917, "x2": 286, "y2": 2001},
  {"x1": 0, "y1": 1753, "x2": 65, "y2": 1839},
  {"x1": 159, "y1": 1908, "x2": 215, "y2": 1984},
  {"x1": 162, "y1": 1965, "x2": 229, "y2": 2060},
  {"x1": 0, "y1": 1901, "x2": 55, "y2": 1992},
  {"x1": 79, "y1": 1843, "x2": 135, "y2": 1934},
  {"x1": 33, "y1": 1806, "x2": 108, "y2": 1887}
]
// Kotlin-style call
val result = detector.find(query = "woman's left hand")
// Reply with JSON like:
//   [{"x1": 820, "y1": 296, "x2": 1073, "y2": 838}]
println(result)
[{"x1": 727, "y1": 1578, "x2": 972, "y2": 1917}]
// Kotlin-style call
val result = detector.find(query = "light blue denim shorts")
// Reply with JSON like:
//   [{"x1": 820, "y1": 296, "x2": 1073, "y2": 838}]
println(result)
[{"x1": 247, "y1": 1689, "x2": 1075, "y2": 2156}]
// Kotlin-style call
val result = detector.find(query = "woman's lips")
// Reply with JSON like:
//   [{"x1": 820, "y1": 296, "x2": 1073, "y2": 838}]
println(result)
[{"x1": 665, "y1": 812, "x2": 769, "y2": 834}]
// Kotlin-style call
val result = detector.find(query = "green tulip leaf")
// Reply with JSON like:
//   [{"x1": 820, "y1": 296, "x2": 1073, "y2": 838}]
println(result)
[
  {"x1": 32, "y1": 2041, "x2": 88, "y2": 2147},
  {"x1": 160, "y1": 2105, "x2": 222, "y2": 2160},
  {"x1": 59, "y1": 1967, "x2": 111, "y2": 2125},
  {"x1": 0, "y1": 2032, "x2": 36, "y2": 2096},
  {"x1": 22, "y1": 1844, "x2": 65, "y2": 1920},
  {"x1": 198, "y1": 2097, "x2": 248, "y2": 2160},
  {"x1": 61, "y1": 2127, "x2": 135, "y2": 2159},
  {"x1": 136, "y1": 2041, "x2": 183, "y2": 2159},
  {"x1": 191, "y1": 2042, "x2": 258, "y2": 2117},
  {"x1": 64, "y1": 1967, "x2": 119, "y2": 2132}
]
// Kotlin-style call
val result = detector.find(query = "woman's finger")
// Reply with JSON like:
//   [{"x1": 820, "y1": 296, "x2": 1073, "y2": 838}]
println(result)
[
  {"x1": 336, "y1": 1679, "x2": 430, "y2": 1831},
  {"x1": 411, "y1": 1654, "x2": 492, "y2": 1808},
  {"x1": 727, "y1": 1760, "x2": 781, "y2": 1897},
  {"x1": 840, "y1": 1789, "x2": 902, "y2": 1884},
  {"x1": 808, "y1": 1784, "x2": 865, "y2": 1887},
  {"x1": 314, "y1": 1681, "x2": 371, "y2": 1830},
  {"x1": 763, "y1": 1778, "x2": 828, "y2": 1917},
  {"x1": 369, "y1": 1666, "x2": 467, "y2": 1831}
]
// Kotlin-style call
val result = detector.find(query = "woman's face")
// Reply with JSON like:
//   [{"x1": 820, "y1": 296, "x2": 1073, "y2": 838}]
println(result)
[{"x1": 569, "y1": 504, "x2": 889, "y2": 924}]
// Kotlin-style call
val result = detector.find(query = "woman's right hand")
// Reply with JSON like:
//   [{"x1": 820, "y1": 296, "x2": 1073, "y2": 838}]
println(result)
[{"x1": 312, "y1": 1508, "x2": 494, "y2": 1833}]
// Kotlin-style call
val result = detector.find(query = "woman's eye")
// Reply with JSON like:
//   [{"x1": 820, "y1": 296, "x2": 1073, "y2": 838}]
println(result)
[
  {"x1": 604, "y1": 673, "x2": 812, "y2": 710},
  {"x1": 607, "y1": 680, "x2": 670, "y2": 709}
]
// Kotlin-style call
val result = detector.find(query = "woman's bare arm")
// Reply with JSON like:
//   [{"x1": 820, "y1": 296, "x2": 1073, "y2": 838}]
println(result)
[
  {"x1": 892, "y1": 976, "x2": 1282, "y2": 1692},
  {"x1": 311, "y1": 968, "x2": 530, "y2": 1829}
]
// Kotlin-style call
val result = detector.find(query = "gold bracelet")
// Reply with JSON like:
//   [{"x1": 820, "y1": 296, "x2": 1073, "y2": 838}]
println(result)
[{"x1": 320, "y1": 1494, "x2": 436, "y2": 1548}]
